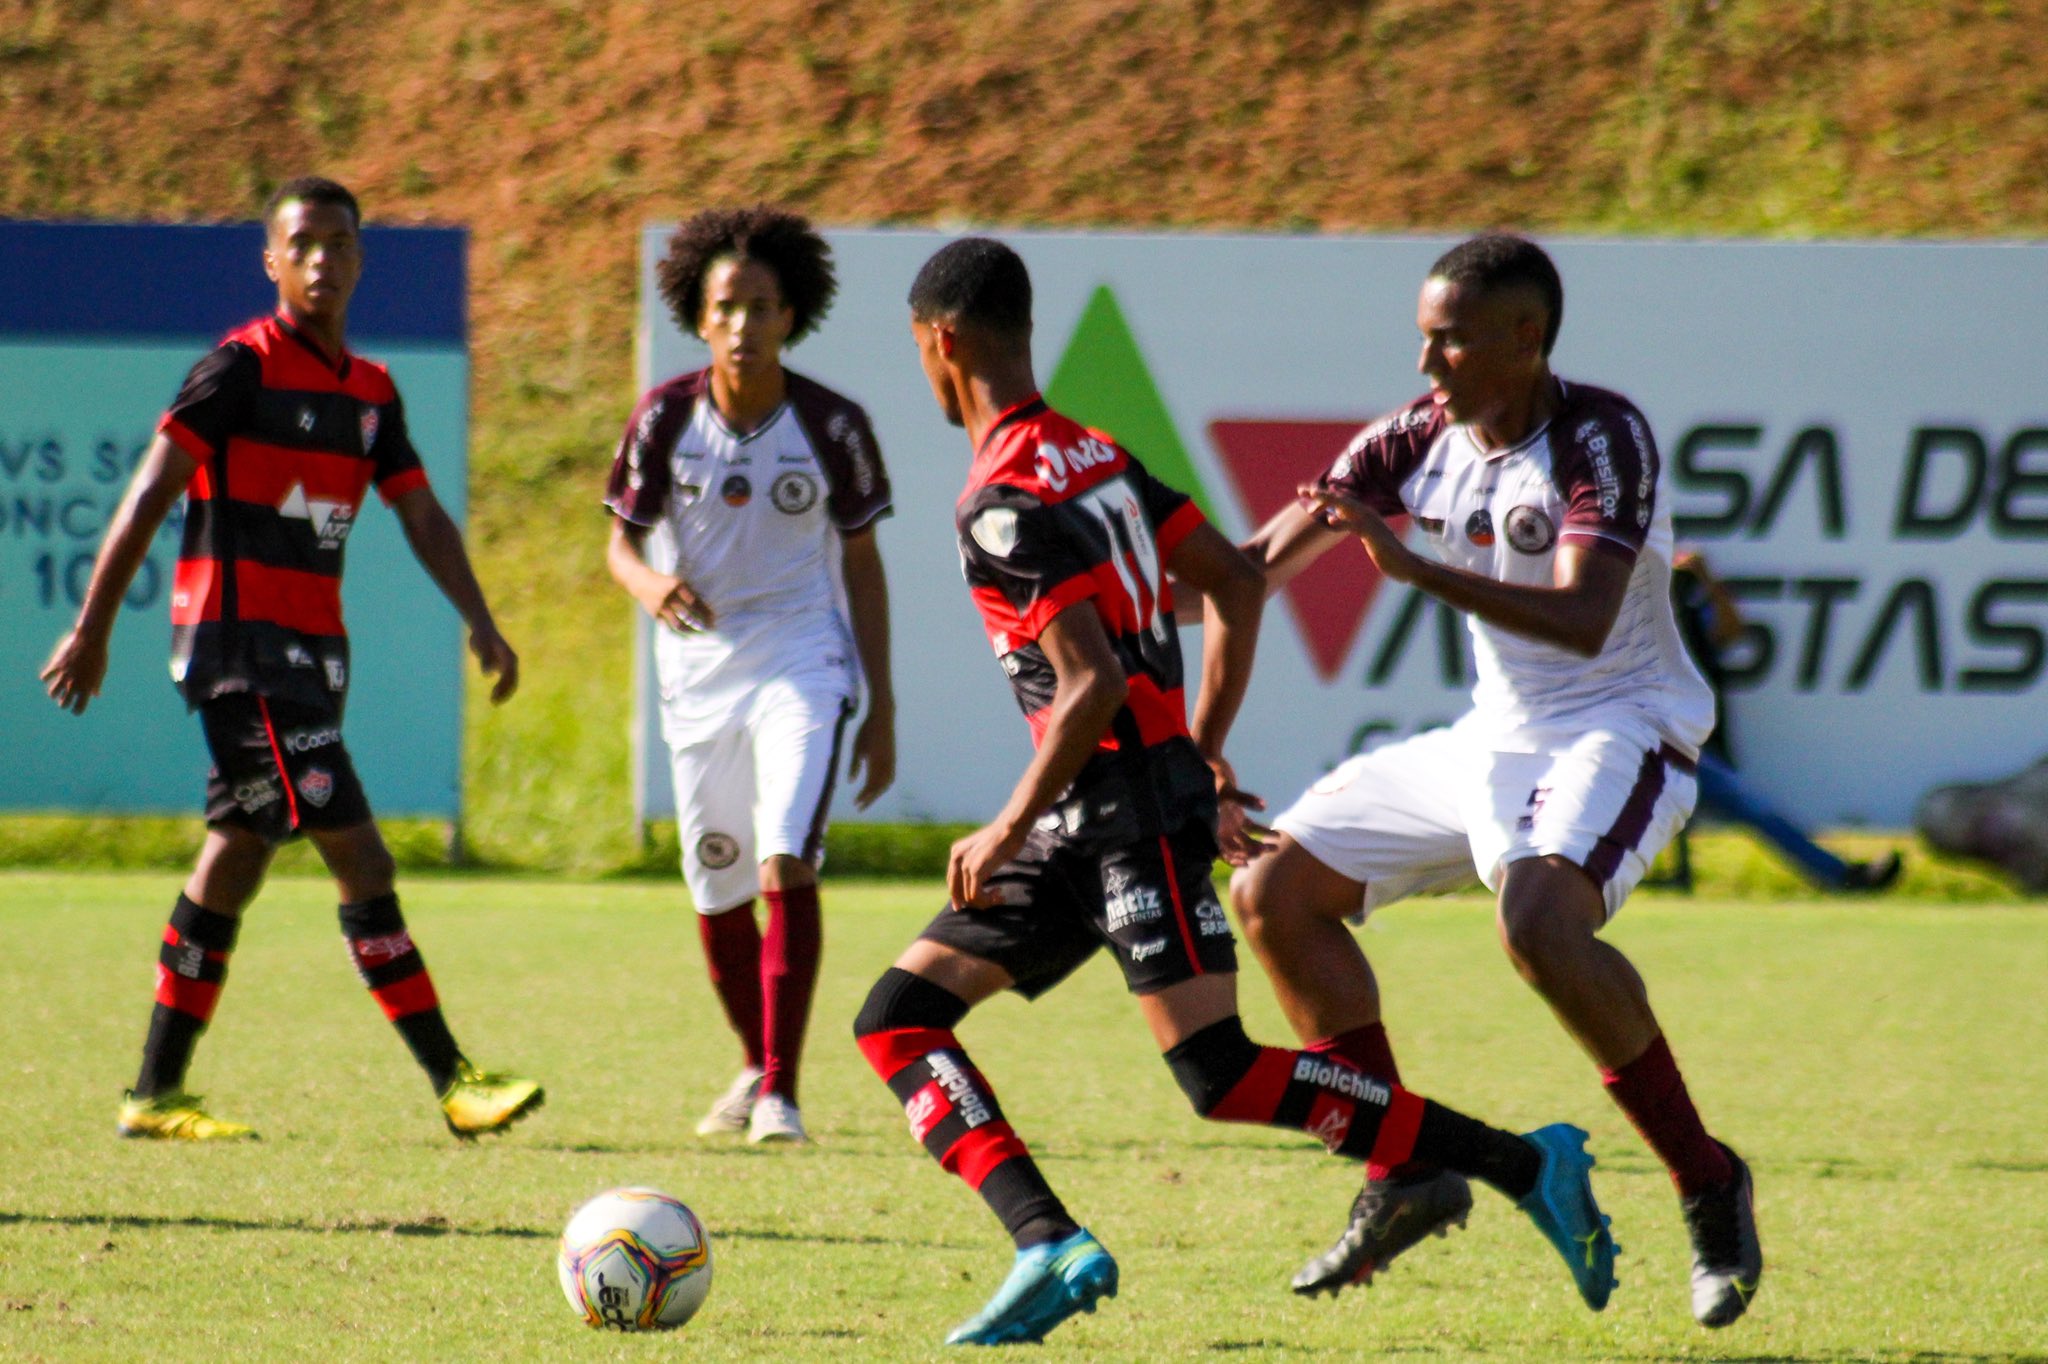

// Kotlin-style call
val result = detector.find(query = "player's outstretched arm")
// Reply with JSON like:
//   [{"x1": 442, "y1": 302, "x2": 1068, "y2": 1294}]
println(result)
[
  {"x1": 948, "y1": 604, "x2": 1127, "y2": 908},
  {"x1": 391, "y1": 486, "x2": 519, "y2": 704},
  {"x1": 840, "y1": 526, "x2": 896, "y2": 808},
  {"x1": 1302, "y1": 485, "x2": 1630, "y2": 656},
  {"x1": 605, "y1": 519, "x2": 717, "y2": 632},
  {"x1": 41, "y1": 433, "x2": 197, "y2": 715}
]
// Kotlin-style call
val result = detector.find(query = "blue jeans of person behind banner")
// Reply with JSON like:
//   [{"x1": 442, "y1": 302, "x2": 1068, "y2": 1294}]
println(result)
[{"x1": 1694, "y1": 750, "x2": 1850, "y2": 889}]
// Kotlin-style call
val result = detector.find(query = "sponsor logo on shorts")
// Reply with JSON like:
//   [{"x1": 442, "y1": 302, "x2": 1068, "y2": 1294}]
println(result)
[
  {"x1": 1106, "y1": 883, "x2": 1162, "y2": 931},
  {"x1": 234, "y1": 776, "x2": 281, "y2": 813},
  {"x1": 323, "y1": 656, "x2": 347, "y2": 691},
  {"x1": 1129, "y1": 938, "x2": 1168, "y2": 963},
  {"x1": 696, "y1": 832, "x2": 741, "y2": 870},
  {"x1": 1195, "y1": 891, "x2": 1231, "y2": 937},
  {"x1": 1504, "y1": 505, "x2": 1556, "y2": 554},
  {"x1": 1465, "y1": 508, "x2": 1495, "y2": 547},
  {"x1": 771, "y1": 471, "x2": 818, "y2": 514},
  {"x1": 297, "y1": 766, "x2": 335, "y2": 808},
  {"x1": 927, "y1": 1051, "x2": 991, "y2": 1127},
  {"x1": 284, "y1": 643, "x2": 315, "y2": 669},
  {"x1": 1293, "y1": 1055, "x2": 1390, "y2": 1106},
  {"x1": 721, "y1": 474, "x2": 752, "y2": 507},
  {"x1": 284, "y1": 726, "x2": 341, "y2": 754}
]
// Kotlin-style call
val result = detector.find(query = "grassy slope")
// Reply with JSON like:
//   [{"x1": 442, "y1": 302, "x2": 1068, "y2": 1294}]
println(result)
[
  {"x1": 5, "y1": 1, "x2": 2047, "y2": 870},
  {"x1": 3, "y1": 873, "x2": 2046, "y2": 1360}
]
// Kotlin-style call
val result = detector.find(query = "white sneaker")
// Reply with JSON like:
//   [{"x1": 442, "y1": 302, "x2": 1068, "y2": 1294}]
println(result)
[
  {"x1": 747, "y1": 1091, "x2": 808, "y2": 1144},
  {"x1": 695, "y1": 1066, "x2": 763, "y2": 1135}
]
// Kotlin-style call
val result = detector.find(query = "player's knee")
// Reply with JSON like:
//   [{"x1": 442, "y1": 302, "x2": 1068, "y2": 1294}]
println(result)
[
  {"x1": 852, "y1": 966, "x2": 968, "y2": 1041},
  {"x1": 1163, "y1": 1016, "x2": 1262, "y2": 1118}
]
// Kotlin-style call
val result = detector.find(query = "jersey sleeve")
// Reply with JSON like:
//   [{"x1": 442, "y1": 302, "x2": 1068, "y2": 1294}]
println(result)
[
  {"x1": 157, "y1": 343, "x2": 257, "y2": 461},
  {"x1": 1553, "y1": 403, "x2": 1657, "y2": 561},
  {"x1": 812, "y1": 397, "x2": 894, "y2": 532},
  {"x1": 960, "y1": 484, "x2": 1101, "y2": 644},
  {"x1": 369, "y1": 391, "x2": 430, "y2": 504},
  {"x1": 603, "y1": 388, "x2": 679, "y2": 527},
  {"x1": 1315, "y1": 400, "x2": 1441, "y2": 515},
  {"x1": 1123, "y1": 451, "x2": 1205, "y2": 557}
]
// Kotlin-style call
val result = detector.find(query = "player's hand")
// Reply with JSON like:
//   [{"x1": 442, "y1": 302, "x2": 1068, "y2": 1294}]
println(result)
[
  {"x1": 40, "y1": 628, "x2": 109, "y2": 715},
  {"x1": 469, "y1": 625, "x2": 520, "y2": 704},
  {"x1": 1206, "y1": 754, "x2": 1273, "y2": 867},
  {"x1": 644, "y1": 576, "x2": 715, "y2": 633},
  {"x1": 848, "y1": 707, "x2": 896, "y2": 809},
  {"x1": 1298, "y1": 485, "x2": 1418, "y2": 582},
  {"x1": 948, "y1": 819, "x2": 1026, "y2": 909}
]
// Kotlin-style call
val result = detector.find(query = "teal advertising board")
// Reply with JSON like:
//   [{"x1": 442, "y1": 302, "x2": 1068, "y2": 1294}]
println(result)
[{"x1": 0, "y1": 222, "x2": 468, "y2": 817}]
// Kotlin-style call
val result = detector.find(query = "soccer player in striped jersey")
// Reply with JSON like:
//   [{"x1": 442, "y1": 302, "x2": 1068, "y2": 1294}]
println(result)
[
  {"x1": 852, "y1": 237, "x2": 1621, "y2": 1347},
  {"x1": 1228, "y1": 234, "x2": 1762, "y2": 1328},
  {"x1": 604, "y1": 207, "x2": 896, "y2": 1146},
  {"x1": 40, "y1": 177, "x2": 542, "y2": 1143}
]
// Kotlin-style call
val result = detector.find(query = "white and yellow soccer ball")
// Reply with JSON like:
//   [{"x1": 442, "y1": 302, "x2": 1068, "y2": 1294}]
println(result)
[{"x1": 556, "y1": 1187, "x2": 714, "y2": 1331}]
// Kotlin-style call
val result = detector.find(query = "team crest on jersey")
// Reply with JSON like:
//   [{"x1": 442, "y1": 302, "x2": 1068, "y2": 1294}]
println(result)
[
  {"x1": 697, "y1": 832, "x2": 741, "y2": 869},
  {"x1": 1465, "y1": 509, "x2": 1496, "y2": 547},
  {"x1": 1504, "y1": 505, "x2": 1556, "y2": 554},
  {"x1": 970, "y1": 506, "x2": 1020, "y2": 557},
  {"x1": 297, "y1": 766, "x2": 335, "y2": 808},
  {"x1": 721, "y1": 474, "x2": 752, "y2": 507},
  {"x1": 359, "y1": 404, "x2": 380, "y2": 453},
  {"x1": 770, "y1": 471, "x2": 818, "y2": 515}
]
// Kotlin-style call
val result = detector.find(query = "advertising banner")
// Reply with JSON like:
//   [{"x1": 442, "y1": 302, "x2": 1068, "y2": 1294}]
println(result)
[
  {"x1": 635, "y1": 228, "x2": 2047, "y2": 828},
  {"x1": 1, "y1": 221, "x2": 469, "y2": 817}
]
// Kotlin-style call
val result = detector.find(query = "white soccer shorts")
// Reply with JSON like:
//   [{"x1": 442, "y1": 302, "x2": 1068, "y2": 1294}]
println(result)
[
  {"x1": 667, "y1": 677, "x2": 854, "y2": 914},
  {"x1": 1271, "y1": 715, "x2": 1698, "y2": 922}
]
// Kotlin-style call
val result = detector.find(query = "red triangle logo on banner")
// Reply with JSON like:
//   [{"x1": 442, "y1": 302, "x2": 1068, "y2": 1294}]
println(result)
[{"x1": 1207, "y1": 419, "x2": 1403, "y2": 682}]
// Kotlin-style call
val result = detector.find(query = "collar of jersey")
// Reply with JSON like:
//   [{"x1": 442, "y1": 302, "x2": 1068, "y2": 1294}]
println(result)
[
  {"x1": 272, "y1": 310, "x2": 352, "y2": 380},
  {"x1": 1472, "y1": 378, "x2": 1567, "y2": 462},
  {"x1": 702, "y1": 396, "x2": 789, "y2": 444},
  {"x1": 974, "y1": 392, "x2": 1047, "y2": 462}
]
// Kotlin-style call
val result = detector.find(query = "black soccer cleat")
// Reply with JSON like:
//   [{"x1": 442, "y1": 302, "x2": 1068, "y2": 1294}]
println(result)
[
  {"x1": 1291, "y1": 1169, "x2": 1473, "y2": 1298},
  {"x1": 1682, "y1": 1142, "x2": 1763, "y2": 1328}
]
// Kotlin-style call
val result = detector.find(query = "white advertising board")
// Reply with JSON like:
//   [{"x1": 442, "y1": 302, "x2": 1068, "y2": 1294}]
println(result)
[{"x1": 633, "y1": 229, "x2": 2048, "y2": 828}]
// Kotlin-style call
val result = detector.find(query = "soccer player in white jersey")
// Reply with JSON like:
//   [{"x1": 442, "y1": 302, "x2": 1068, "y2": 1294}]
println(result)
[
  {"x1": 1226, "y1": 235, "x2": 1762, "y2": 1328},
  {"x1": 604, "y1": 207, "x2": 895, "y2": 1145}
]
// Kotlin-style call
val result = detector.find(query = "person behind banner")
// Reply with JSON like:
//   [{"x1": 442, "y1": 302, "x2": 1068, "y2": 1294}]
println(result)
[
  {"x1": 39, "y1": 176, "x2": 542, "y2": 1143},
  {"x1": 1226, "y1": 234, "x2": 1763, "y2": 1328},
  {"x1": 850, "y1": 236, "x2": 1620, "y2": 1348},
  {"x1": 604, "y1": 206, "x2": 896, "y2": 1146},
  {"x1": 1668, "y1": 548, "x2": 1903, "y2": 894}
]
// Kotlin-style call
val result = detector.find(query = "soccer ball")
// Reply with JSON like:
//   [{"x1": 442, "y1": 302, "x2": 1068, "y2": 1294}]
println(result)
[{"x1": 557, "y1": 1187, "x2": 714, "y2": 1331}]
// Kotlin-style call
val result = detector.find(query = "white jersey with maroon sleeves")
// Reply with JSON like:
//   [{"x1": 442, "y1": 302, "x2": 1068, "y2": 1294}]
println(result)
[
  {"x1": 605, "y1": 367, "x2": 892, "y2": 746},
  {"x1": 1319, "y1": 380, "x2": 1712, "y2": 756}
]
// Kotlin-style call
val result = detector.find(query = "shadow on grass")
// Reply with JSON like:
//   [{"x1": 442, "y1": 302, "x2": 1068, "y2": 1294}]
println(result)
[
  {"x1": 1612, "y1": 1352, "x2": 2048, "y2": 1364},
  {"x1": 0, "y1": 1209, "x2": 964, "y2": 1252}
]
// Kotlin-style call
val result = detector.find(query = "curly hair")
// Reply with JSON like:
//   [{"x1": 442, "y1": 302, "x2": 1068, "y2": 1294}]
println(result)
[{"x1": 656, "y1": 205, "x2": 837, "y2": 345}]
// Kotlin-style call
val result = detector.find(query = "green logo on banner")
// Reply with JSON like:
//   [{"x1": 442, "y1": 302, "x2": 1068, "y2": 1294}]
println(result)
[{"x1": 1045, "y1": 286, "x2": 1219, "y2": 523}]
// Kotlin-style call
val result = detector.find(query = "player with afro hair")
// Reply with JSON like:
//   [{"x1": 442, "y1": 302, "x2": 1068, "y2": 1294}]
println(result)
[{"x1": 655, "y1": 205, "x2": 838, "y2": 347}]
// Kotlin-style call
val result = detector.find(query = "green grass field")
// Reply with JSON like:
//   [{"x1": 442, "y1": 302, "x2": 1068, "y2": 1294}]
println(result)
[{"x1": 4, "y1": 872, "x2": 2045, "y2": 1362}]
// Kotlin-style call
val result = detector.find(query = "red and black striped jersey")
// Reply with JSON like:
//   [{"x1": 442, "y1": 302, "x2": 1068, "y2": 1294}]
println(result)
[
  {"x1": 957, "y1": 396, "x2": 1213, "y2": 835},
  {"x1": 156, "y1": 312, "x2": 429, "y2": 710}
]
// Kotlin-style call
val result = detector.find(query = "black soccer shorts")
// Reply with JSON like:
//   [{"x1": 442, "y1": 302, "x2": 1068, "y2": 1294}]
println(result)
[
  {"x1": 915, "y1": 816, "x2": 1239, "y2": 998},
  {"x1": 199, "y1": 693, "x2": 372, "y2": 842}
]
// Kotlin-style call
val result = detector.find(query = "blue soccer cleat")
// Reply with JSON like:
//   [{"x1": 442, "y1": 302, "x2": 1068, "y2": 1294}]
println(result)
[
  {"x1": 945, "y1": 1228, "x2": 1119, "y2": 1346},
  {"x1": 1517, "y1": 1123, "x2": 1620, "y2": 1311}
]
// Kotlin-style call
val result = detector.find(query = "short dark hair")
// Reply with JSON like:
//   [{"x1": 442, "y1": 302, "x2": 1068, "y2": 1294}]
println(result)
[
  {"x1": 265, "y1": 176, "x2": 361, "y2": 232},
  {"x1": 656, "y1": 205, "x2": 836, "y2": 344},
  {"x1": 1428, "y1": 233, "x2": 1564, "y2": 356},
  {"x1": 907, "y1": 237, "x2": 1032, "y2": 339}
]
